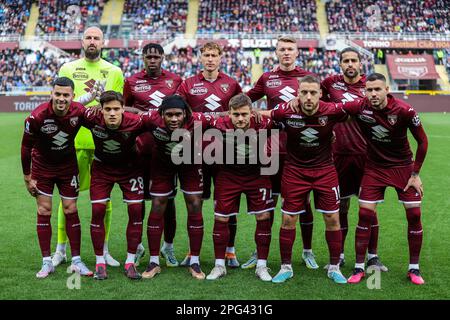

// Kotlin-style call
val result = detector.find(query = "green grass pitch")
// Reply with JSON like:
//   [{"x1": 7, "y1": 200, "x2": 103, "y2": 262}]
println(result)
[{"x1": 1, "y1": 112, "x2": 449, "y2": 300}]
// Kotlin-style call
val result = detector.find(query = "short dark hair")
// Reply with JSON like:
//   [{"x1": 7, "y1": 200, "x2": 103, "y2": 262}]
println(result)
[
  {"x1": 159, "y1": 94, "x2": 192, "y2": 118},
  {"x1": 142, "y1": 43, "x2": 164, "y2": 55},
  {"x1": 366, "y1": 73, "x2": 386, "y2": 83},
  {"x1": 229, "y1": 93, "x2": 252, "y2": 110},
  {"x1": 339, "y1": 47, "x2": 361, "y2": 62},
  {"x1": 99, "y1": 90, "x2": 124, "y2": 107},
  {"x1": 54, "y1": 77, "x2": 74, "y2": 90},
  {"x1": 298, "y1": 75, "x2": 321, "y2": 86}
]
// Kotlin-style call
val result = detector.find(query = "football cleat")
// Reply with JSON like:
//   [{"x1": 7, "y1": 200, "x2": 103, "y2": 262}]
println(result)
[
  {"x1": 104, "y1": 252, "x2": 120, "y2": 267},
  {"x1": 323, "y1": 258, "x2": 345, "y2": 270},
  {"x1": 272, "y1": 264, "x2": 294, "y2": 284},
  {"x1": 69, "y1": 259, "x2": 93, "y2": 277},
  {"x1": 134, "y1": 244, "x2": 145, "y2": 267},
  {"x1": 51, "y1": 251, "x2": 67, "y2": 267},
  {"x1": 367, "y1": 256, "x2": 389, "y2": 272},
  {"x1": 255, "y1": 266, "x2": 272, "y2": 282},
  {"x1": 347, "y1": 268, "x2": 365, "y2": 284},
  {"x1": 225, "y1": 252, "x2": 240, "y2": 268},
  {"x1": 327, "y1": 266, "x2": 347, "y2": 284},
  {"x1": 302, "y1": 251, "x2": 319, "y2": 269},
  {"x1": 142, "y1": 262, "x2": 161, "y2": 279},
  {"x1": 124, "y1": 263, "x2": 142, "y2": 280},
  {"x1": 93, "y1": 263, "x2": 108, "y2": 280},
  {"x1": 241, "y1": 251, "x2": 257, "y2": 269},
  {"x1": 180, "y1": 253, "x2": 191, "y2": 267},
  {"x1": 407, "y1": 269, "x2": 425, "y2": 285},
  {"x1": 36, "y1": 260, "x2": 55, "y2": 279},
  {"x1": 160, "y1": 247, "x2": 179, "y2": 267},
  {"x1": 206, "y1": 265, "x2": 227, "y2": 280},
  {"x1": 188, "y1": 263, "x2": 206, "y2": 280}
]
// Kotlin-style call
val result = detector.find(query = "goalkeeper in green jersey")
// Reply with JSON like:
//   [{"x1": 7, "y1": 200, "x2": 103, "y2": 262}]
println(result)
[{"x1": 52, "y1": 26, "x2": 124, "y2": 268}]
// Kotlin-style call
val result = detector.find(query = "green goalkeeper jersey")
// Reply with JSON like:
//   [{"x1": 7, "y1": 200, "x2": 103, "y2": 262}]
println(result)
[{"x1": 58, "y1": 58, "x2": 124, "y2": 150}]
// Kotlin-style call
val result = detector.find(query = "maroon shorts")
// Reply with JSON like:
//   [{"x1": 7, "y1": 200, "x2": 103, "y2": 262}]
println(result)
[
  {"x1": 334, "y1": 154, "x2": 366, "y2": 199},
  {"x1": 359, "y1": 164, "x2": 421, "y2": 204},
  {"x1": 281, "y1": 164, "x2": 340, "y2": 214},
  {"x1": 214, "y1": 170, "x2": 274, "y2": 217},
  {"x1": 31, "y1": 160, "x2": 80, "y2": 199},
  {"x1": 90, "y1": 160, "x2": 144, "y2": 203},
  {"x1": 150, "y1": 155, "x2": 203, "y2": 197}
]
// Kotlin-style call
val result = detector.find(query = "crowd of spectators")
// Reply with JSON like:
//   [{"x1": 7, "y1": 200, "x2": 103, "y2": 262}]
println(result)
[
  {"x1": 123, "y1": 0, "x2": 188, "y2": 34},
  {"x1": 197, "y1": 0, "x2": 318, "y2": 33},
  {"x1": 35, "y1": 0, "x2": 105, "y2": 36},
  {"x1": 262, "y1": 48, "x2": 374, "y2": 80},
  {"x1": 0, "y1": 0, "x2": 32, "y2": 36},
  {"x1": 326, "y1": 0, "x2": 450, "y2": 33}
]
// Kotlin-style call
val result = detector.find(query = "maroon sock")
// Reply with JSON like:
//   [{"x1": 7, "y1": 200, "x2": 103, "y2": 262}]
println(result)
[
  {"x1": 355, "y1": 207, "x2": 374, "y2": 264},
  {"x1": 187, "y1": 213, "x2": 204, "y2": 256},
  {"x1": 91, "y1": 203, "x2": 106, "y2": 256},
  {"x1": 227, "y1": 215, "x2": 237, "y2": 247},
  {"x1": 269, "y1": 209, "x2": 275, "y2": 228},
  {"x1": 213, "y1": 220, "x2": 229, "y2": 260},
  {"x1": 147, "y1": 212, "x2": 164, "y2": 256},
  {"x1": 163, "y1": 199, "x2": 176, "y2": 244},
  {"x1": 326, "y1": 230, "x2": 342, "y2": 265},
  {"x1": 255, "y1": 219, "x2": 271, "y2": 260},
  {"x1": 339, "y1": 210, "x2": 348, "y2": 254},
  {"x1": 37, "y1": 214, "x2": 52, "y2": 257},
  {"x1": 279, "y1": 227, "x2": 296, "y2": 265},
  {"x1": 368, "y1": 213, "x2": 379, "y2": 255},
  {"x1": 299, "y1": 202, "x2": 314, "y2": 250},
  {"x1": 127, "y1": 203, "x2": 143, "y2": 254},
  {"x1": 406, "y1": 207, "x2": 423, "y2": 264},
  {"x1": 65, "y1": 212, "x2": 81, "y2": 257}
]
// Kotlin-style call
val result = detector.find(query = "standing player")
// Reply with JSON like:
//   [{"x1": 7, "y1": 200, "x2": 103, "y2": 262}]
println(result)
[
  {"x1": 205, "y1": 94, "x2": 274, "y2": 282},
  {"x1": 53, "y1": 26, "x2": 124, "y2": 268},
  {"x1": 176, "y1": 42, "x2": 242, "y2": 268},
  {"x1": 321, "y1": 47, "x2": 387, "y2": 271},
  {"x1": 245, "y1": 35, "x2": 318, "y2": 270},
  {"x1": 141, "y1": 95, "x2": 211, "y2": 280},
  {"x1": 341, "y1": 73, "x2": 428, "y2": 285},
  {"x1": 124, "y1": 43, "x2": 182, "y2": 267},
  {"x1": 83, "y1": 91, "x2": 149, "y2": 280},
  {"x1": 261, "y1": 75, "x2": 349, "y2": 284},
  {"x1": 21, "y1": 77, "x2": 92, "y2": 278}
]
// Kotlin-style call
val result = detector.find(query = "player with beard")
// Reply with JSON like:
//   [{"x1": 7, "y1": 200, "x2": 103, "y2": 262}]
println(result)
[
  {"x1": 320, "y1": 48, "x2": 387, "y2": 271},
  {"x1": 53, "y1": 27, "x2": 124, "y2": 269},
  {"x1": 123, "y1": 43, "x2": 182, "y2": 268},
  {"x1": 244, "y1": 35, "x2": 318, "y2": 270}
]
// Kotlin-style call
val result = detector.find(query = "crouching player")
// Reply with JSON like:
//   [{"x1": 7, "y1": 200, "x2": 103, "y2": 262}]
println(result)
[
  {"x1": 205, "y1": 93, "x2": 275, "y2": 282},
  {"x1": 83, "y1": 91, "x2": 148, "y2": 280},
  {"x1": 21, "y1": 77, "x2": 92, "y2": 278}
]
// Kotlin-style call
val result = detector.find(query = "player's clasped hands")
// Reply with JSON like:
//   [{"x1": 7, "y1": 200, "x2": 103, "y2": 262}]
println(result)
[{"x1": 403, "y1": 174, "x2": 424, "y2": 197}]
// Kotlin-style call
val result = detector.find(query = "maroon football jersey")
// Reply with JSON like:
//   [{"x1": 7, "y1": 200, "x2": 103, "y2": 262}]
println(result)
[
  {"x1": 342, "y1": 94, "x2": 427, "y2": 170},
  {"x1": 123, "y1": 69, "x2": 182, "y2": 112},
  {"x1": 247, "y1": 66, "x2": 314, "y2": 109},
  {"x1": 176, "y1": 72, "x2": 242, "y2": 115},
  {"x1": 142, "y1": 111, "x2": 212, "y2": 162},
  {"x1": 82, "y1": 111, "x2": 146, "y2": 166},
  {"x1": 321, "y1": 74, "x2": 367, "y2": 155},
  {"x1": 271, "y1": 101, "x2": 348, "y2": 168},
  {"x1": 21, "y1": 101, "x2": 86, "y2": 175},
  {"x1": 212, "y1": 116, "x2": 273, "y2": 176}
]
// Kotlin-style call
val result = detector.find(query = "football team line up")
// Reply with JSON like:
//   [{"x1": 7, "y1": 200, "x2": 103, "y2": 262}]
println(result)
[{"x1": 22, "y1": 27, "x2": 428, "y2": 285}]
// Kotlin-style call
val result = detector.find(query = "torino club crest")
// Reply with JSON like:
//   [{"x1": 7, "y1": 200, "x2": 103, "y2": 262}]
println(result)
[{"x1": 387, "y1": 114, "x2": 397, "y2": 125}]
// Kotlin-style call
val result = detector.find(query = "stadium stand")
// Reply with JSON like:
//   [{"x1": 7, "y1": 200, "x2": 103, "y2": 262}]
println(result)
[
  {"x1": 326, "y1": 0, "x2": 450, "y2": 33},
  {"x1": 35, "y1": 0, "x2": 106, "y2": 35},
  {"x1": 122, "y1": 0, "x2": 188, "y2": 34},
  {"x1": 0, "y1": 0, "x2": 32, "y2": 36},
  {"x1": 197, "y1": 0, "x2": 318, "y2": 33}
]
